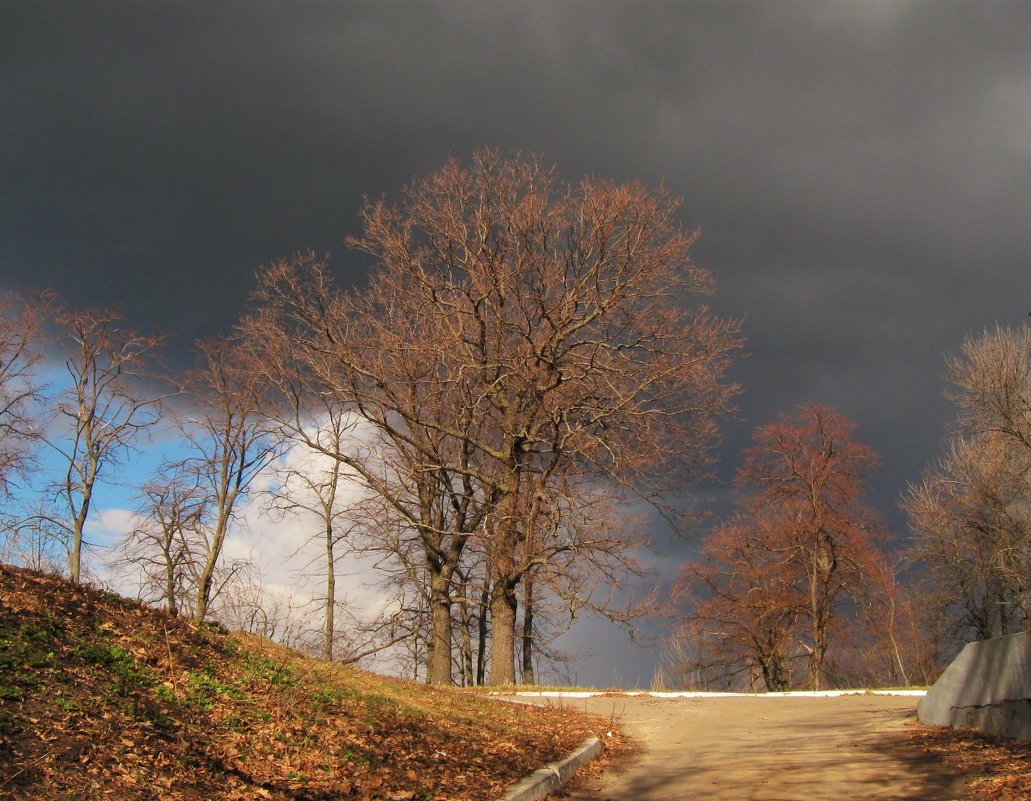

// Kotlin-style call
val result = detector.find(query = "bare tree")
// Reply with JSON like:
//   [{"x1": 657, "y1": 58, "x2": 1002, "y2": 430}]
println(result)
[
  {"x1": 0, "y1": 290, "x2": 48, "y2": 501},
  {"x1": 736, "y1": 405, "x2": 886, "y2": 689},
  {"x1": 1, "y1": 500, "x2": 66, "y2": 574},
  {"x1": 847, "y1": 555, "x2": 938, "y2": 687},
  {"x1": 246, "y1": 253, "x2": 491, "y2": 685},
  {"x1": 362, "y1": 153, "x2": 740, "y2": 685},
  {"x1": 43, "y1": 308, "x2": 168, "y2": 582},
  {"x1": 214, "y1": 561, "x2": 315, "y2": 650},
  {"x1": 947, "y1": 325, "x2": 1031, "y2": 454},
  {"x1": 675, "y1": 511, "x2": 805, "y2": 691},
  {"x1": 249, "y1": 151, "x2": 740, "y2": 684},
  {"x1": 119, "y1": 462, "x2": 205, "y2": 615},
  {"x1": 679, "y1": 405, "x2": 887, "y2": 690},
  {"x1": 180, "y1": 338, "x2": 278, "y2": 622},
  {"x1": 904, "y1": 325, "x2": 1031, "y2": 651},
  {"x1": 904, "y1": 432, "x2": 1031, "y2": 642},
  {"x1": 265, "y1": 403, "x2": 364, "y2": 661}
]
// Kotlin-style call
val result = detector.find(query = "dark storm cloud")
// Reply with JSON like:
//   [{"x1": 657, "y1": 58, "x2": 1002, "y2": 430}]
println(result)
[{"x1": 4, "y1": 1, "x2": 1031, "y2": 531}]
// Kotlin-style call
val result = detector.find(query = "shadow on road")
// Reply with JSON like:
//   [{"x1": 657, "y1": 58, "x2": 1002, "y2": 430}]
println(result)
[{"x1": 553, "y1": 696, "x2": 969, "y2": 801}]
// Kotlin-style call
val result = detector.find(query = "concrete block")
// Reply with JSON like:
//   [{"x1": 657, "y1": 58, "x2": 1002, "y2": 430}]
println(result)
[{"x1": 918, "y1": 630, "x2": 1031, "y2": 740}]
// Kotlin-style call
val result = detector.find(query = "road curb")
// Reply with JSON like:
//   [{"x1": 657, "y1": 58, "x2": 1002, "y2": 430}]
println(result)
[{"x1": 500, "y1": 736, "x2": 603, "y2": 801}]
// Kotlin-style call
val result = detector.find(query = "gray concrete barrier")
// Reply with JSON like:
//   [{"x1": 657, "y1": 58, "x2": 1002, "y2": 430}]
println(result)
[{"x1": 918, "y1": 630, "x2": 1031, "y2": 741}]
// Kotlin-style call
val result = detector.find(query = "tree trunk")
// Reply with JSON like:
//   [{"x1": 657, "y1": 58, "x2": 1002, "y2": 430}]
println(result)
[
  {"x1": 427, "y1": 573, "x2": 453, "y2": 685},
  {"x1": 194, "y1": 567, "x2": 213, "y2": 622},
  {"x1": 68, "y1": 476, "x2": 94, "y2": 584},
  {"x1": 883, "y1": 592, "x2": 910, "y2": 686},
  {"x1": 476, "y1": 572, "x2": 490, "y2": 685},
  {"x1": 163, "y1": 542, "x2": 178, "y2": 616},
  {"x1": 807, "y1": 537, "x2": 834, "y2": 690},
  {"x1": 807, "y1": 592, "x2": 830, "y2": 690},
  {"x1": 69, "y1": 531, "x2": 83, "y2": 583},
  {"x1": 460, "y1": 592, "x2": 474, "y2": 687},
  {"x1": 455, "y1": 579, "x2": 474, "y2": 686},
  {"x1": 194, "y1": 483, "x2": 235, "y2": 623},
  {"x1": 761, "y1": 649, "x2": 791, "y2": 692},
  {"x1": 489, "y1": 580, "x2": 518, "y2": 685},
  {"x1": 325, "y1": 521, "x2": 336, "y2": 661},
  {"x1": 194, "y1": 522, "x2": 228, "y2": 623},
  {"x1": 521, "y1": 576, "x2": 534, "y2": 685}
]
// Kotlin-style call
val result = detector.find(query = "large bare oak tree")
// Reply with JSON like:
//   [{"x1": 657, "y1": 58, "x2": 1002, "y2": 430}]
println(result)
[{"x1": 247, "y1": 151, "x2": 740, "y2": 684}]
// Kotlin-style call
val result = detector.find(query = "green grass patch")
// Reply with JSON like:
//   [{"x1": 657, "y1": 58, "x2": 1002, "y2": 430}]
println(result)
[
  {"x1": 182, "y1": 668, "x2": 245, "y2": 710},
  {"x1": 242, "y1": 652, "x2": 296, "y2": 687},
  {"x1": 0, "y1": 617, "x2": 60, "y2": 700},
  {"x1": 75, "y1": 640, "x2": 150, "y2": 697},
  {"x1": 309, "y1": 686, "x2": 345, "y2": 707}
]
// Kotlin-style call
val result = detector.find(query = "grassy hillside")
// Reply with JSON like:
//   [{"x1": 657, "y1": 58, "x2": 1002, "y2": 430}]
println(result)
[{"x1": 0, "y1": 565, "x2": 609, "y2": 801}]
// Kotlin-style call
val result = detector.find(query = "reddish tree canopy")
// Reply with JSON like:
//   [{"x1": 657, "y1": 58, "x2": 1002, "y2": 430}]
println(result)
[{"x1": 677, "y1": 405, "x2": 889, "y2": 690}]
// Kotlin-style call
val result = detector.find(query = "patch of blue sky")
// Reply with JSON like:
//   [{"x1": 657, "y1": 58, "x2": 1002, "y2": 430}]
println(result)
[{"x1": 17, "y1": 358, "x2": 195, "y2": 553}]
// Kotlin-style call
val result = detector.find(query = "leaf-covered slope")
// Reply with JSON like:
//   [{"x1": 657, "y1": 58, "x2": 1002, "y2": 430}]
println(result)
[{"x1": 0, "y1": 564, "x2": 603, "y2": 801}]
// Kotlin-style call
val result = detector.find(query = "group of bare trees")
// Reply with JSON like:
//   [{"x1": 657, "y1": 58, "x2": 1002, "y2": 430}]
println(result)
[
  {"x1": 242, "y1": 151, "x2": 741, "y2": 684},
  {"x1": 675, "y1": 324, "x2": 1031, "y2": 691},
  {"x1": 7, "y1": 150, "x2": 1023, "y2": 691},
  {"x1": 0, "y1": 299, "x2": 171, "y2": 580},
  {"x1": 0, "y1": 298, "x2": 280, "y2": 625},
  {"x1": 0, "y1": 151, "x2": 741, "y2": 686},
  {"x1": 0, "y1": 296, "x2": 370, "y2": 667},
  {"x1": 904, "y1": 326, "x2": 1031, "y2": 647}
]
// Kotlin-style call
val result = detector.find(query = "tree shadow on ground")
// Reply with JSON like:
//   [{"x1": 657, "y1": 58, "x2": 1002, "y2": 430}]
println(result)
[{"x1": 562, "y1": 704, "x2": 970, "y2": 801}]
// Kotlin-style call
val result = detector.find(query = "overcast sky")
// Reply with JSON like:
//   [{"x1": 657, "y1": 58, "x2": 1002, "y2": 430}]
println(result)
[{"x1": 4, "y1": 1, "x2": 1031, "y2": 685}]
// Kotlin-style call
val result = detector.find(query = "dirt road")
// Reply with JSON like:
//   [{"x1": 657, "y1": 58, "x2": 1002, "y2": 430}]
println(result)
[{"x1": 515, "y1": 694, "x2": 970, "y2": 801}]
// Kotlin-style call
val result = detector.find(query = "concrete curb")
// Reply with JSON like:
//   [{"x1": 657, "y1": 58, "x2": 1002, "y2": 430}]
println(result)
[{"x1": 500, "y1": 736, "x2": 603, "y2": 801}]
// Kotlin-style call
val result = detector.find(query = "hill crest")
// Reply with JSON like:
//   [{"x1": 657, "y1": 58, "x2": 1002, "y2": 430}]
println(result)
[{"x1": 0, "y1": 564, "x2": 603, "y2": 800}]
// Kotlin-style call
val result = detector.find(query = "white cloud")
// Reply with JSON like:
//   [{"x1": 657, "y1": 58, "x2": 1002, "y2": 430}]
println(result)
[{"x1": 85, "y1": 420, "x2": 394, "y2": 655}]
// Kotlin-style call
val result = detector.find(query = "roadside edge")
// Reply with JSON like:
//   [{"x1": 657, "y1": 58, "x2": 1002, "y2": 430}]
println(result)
[{"x1": 500, "y1": 736, "x2": 603, "y2": 801}]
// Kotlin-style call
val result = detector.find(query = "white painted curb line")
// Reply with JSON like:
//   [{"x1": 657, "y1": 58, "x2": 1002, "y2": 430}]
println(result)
[
  {"x1": 506, "y1": 689, "x2": 927, "y2": 699},
  {"x1": 500, "y1": 736, "x2": 603, "y2": 801}
]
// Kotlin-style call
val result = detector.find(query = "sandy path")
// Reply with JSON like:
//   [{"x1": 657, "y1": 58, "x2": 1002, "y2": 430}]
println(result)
[{"x1": 512, "y1": 695, "x2": 970, "y2": 801}]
